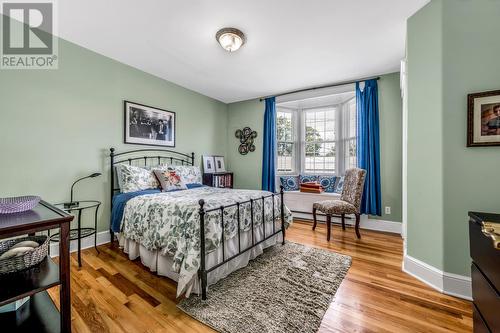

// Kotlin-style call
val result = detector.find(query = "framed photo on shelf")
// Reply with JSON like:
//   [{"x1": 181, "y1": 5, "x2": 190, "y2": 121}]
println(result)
[
  {"x1": 214, "y1": 156, "x2": 226, "y2": 172},
  {"x1": 124, "y1": 100, "x2": 176, "y2": 147},
  {"x1": 202, "y1": 155, "x2": 216, "y2": 173},
  {"x1": 467, "y1": 90, "x2": 500, "y2": 147}
]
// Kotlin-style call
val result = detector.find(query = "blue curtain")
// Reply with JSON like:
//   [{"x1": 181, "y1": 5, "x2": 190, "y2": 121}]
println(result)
[
  {"x1": 262, "y1": 97, "x2": 277, "y2": 192},
  {"x1": 356, "y1": 80, "x2": 381, "y2": 216}
]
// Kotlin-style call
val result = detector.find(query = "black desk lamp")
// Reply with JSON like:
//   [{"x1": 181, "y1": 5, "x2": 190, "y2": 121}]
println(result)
[{"x1": 63, "y1": 173, "x2": 101, "y2": 208}]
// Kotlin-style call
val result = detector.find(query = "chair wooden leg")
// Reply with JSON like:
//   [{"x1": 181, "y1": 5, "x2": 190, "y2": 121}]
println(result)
[
  {"x1": 312, "y1": 207, "x2": 317, "y2": 230},
  {"x1": 355, "y1": 213, "x2": 361, "y2": 239},
  {"x1": 341, "y1": 213, "x2": 346, "y2": 231},
  {"x1": 326, "y1": 214, "x2": 332, "y2": 241}
]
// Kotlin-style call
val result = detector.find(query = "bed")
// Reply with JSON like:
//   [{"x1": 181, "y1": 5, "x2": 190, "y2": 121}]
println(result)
[{"x1": 109, "y1": 148, "x2": 292, "y2": 299}]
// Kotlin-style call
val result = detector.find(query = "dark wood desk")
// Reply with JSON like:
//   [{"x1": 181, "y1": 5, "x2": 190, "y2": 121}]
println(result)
[{"x1": 0, "y1": 200, "x2": 74, "y2": 333}]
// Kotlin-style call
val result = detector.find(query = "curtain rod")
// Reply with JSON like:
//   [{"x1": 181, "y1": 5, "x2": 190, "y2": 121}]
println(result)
[{"x1": 258, "y1": 76, "x2": 380, "y2": 102}]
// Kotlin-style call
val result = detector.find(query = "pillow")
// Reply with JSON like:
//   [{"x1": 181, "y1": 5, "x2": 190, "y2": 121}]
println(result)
[
  {"x1": 279, "y1": 176, "x2": 299, "y2": 191},
  {"x1": 335, "y1": 176, "x2": 344, "y2": 194},
  {"x1": 143, "y1": 164, "x2": 169, "y2": 171},
  {"x1": 153, "y1": 168, "x2": 188, "y2": 192},
  {"x1": 117, "y1": 164, "x2": 159, "y2": 193},
  {"x1": 318, "y1": 175, "x2": 337, "y2": 193},
  {"x1": 172, "y1": 165, "x2": 202, "y2": 185},
  {"x1": 299, "y1": 174, "x2": 319, "y2": 184}
]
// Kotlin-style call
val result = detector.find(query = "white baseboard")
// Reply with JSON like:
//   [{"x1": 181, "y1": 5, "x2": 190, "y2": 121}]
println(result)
[
  {"x1": 292, "y1": 211, "x2": 402, "y2": 235},
  {"x1": 403, "y1": 254, "x2": 472, "y2": 300},
  {"x1": 49, "y1": 230, "x2": 111, "y2": 258}
]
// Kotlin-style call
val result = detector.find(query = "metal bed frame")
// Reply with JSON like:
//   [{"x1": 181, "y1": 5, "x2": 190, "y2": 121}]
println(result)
[{"x1": 109, "y1": 148, "x2": 285, "y2": 300}]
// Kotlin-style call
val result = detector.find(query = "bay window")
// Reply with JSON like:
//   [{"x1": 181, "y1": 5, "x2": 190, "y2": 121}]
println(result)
[{"x1": 277, "y1": 95, "x2": 356, "y2": 176}]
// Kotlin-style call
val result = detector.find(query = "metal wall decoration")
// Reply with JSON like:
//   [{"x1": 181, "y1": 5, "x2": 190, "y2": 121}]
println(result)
[{"x1": 235, "y1": 127, "x2": 257, "y2": 155}]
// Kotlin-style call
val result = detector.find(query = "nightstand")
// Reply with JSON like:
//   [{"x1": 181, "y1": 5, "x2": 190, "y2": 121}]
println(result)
[{"x1": 52, "y1": 200, "x2": 101, "y2": 267}]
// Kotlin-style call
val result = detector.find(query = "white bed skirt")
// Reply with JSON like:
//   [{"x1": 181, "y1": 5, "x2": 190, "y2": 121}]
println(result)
[{"x1": 118, "y1": 221, "x2": 283, "y2": 297}]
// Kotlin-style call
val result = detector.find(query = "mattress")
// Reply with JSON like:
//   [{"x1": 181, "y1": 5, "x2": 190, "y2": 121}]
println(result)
[
  {"x1": 119, "y1": 222, "x2": 282, "y2": 297},
  {"x1": 117, "y1": 186, "x2": 292, "y2": 297}
]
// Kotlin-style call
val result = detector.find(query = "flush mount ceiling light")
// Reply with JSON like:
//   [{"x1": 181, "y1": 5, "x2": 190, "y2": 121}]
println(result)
[{"x1": 216, "y1": 28, "x2": 246, "y2": 52}]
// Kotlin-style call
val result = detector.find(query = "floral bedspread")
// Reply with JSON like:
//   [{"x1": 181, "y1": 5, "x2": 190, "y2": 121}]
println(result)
[{"x1": 120, "y1": 187, "x2": 292, "y2": 296}]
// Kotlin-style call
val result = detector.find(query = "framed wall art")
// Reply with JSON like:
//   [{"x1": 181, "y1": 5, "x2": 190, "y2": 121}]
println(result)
[
  {"x1": 202, "y1": 155, "x2": 216, "y2": 173},
  {"x1": 124, "y1": 101, "x2": 175, "y2": 147},
  {"x1": 467, "y1": 90, "x2": 500, "y2": 147},
  {"x1": 214, "y1": 156, "x2": 226, "y2": 172}
]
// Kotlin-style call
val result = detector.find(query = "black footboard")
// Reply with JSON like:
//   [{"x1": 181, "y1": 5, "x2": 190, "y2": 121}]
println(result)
[{"x1": 198, "y1": 185, "x2": 286, "y2": 300}]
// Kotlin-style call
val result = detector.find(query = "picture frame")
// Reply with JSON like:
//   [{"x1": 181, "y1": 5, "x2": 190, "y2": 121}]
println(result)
[
  {"x1": 202, "y1": 155, "x2": 216, "y2": 173},
  {"x1": 214, "y1": 156, "x2": 226, "y2": 172},
  {"x1": 467, "y1": 90, "x2": 500, "y2": 147},
  {"x1": 124, "y1": 100, "x2": 176, "y2": 147}
]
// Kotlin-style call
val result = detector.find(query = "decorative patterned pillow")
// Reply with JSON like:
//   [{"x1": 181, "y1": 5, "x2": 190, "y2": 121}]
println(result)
[
  {"x1": 335, "y1": 176, "x2": 345, "y2": 194},
  {"x1": 279, "y1": 176, "x2": 299, "y2": 191},
  {"x1": 299, "y1": 174, "x2": 319, "y2": 184},
  {"x1": 318, "y1": 175, "x2": 338, "y2": 193},
  {"x1": 142, "y1": 164, "x2": 169, "y2": 171},
  {"x1": 153, "y1": 168, "x2": 188, "y2": 192},
  {"x1": 172, "y1": 165, "x2": 202, "y2": 185},
  {"x1": 117, "y1": 164, "x2": 159, "y2": 193}
]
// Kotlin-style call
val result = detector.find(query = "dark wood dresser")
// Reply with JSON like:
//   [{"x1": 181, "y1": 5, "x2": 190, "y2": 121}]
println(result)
[{"x1": 469, "y1": 212, "x2": 500, "y2": 333}]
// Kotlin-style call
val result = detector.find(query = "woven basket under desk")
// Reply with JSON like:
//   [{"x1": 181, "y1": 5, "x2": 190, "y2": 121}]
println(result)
[{"x1": 0, "y1": 235, "x2": 48, "y2": 275}]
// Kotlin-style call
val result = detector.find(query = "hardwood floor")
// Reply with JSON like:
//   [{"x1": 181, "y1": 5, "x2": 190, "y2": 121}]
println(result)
[{"x1": 48, "y1": 220, "x2": 473, "y2": 332}]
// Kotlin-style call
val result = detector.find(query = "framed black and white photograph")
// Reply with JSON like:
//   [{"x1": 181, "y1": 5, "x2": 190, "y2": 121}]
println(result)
[
  {"x1": 124, "y1": 101, "x2": 175, "y2": 147},
  {"x1": 467, "y1": 90, "x2": 500, "y2": 147},
  {"x1": 203, "y1": 155, "x2": 216, "y2": 173},
  {"x1": 214, "y1": 156, "x2": 226, "y2": 172}
]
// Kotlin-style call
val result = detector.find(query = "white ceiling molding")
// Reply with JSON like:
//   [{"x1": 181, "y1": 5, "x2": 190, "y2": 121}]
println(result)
[{"x1": 49, "y1": 0, "x2": 430, "y2": 103}]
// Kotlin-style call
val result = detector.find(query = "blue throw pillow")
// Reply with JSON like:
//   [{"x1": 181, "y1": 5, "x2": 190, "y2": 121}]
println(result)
[
  {"x1": 280, "y1": 176, "x2": 299, "y2": 191},
  {"x1": 318, "y1": 175, "x2": 337, "y2": 193},
  {"x1": 335, "y1": 176, "x2": 344, "y2": 194},
  {"x1": 299, "y1": 174, "x2": 319, "y2": 184}
]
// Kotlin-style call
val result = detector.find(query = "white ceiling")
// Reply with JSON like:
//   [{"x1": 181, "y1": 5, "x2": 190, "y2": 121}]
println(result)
[{"x1": 56, "y1": 0, "x2": 428, "y2": 103}]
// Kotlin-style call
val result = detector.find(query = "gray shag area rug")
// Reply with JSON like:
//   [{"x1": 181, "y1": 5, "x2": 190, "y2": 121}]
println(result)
[{"x1": 178, "y1": 241, "x2": 351, "y2": 333}]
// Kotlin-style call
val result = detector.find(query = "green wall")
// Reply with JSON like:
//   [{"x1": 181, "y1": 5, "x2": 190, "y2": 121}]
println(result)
[
  {"x1": 378, "y1": 73, "x2": 403, "y2": 223},
  {"x1": 227, "y1": 99, "x2": 264, "y2": 190},
  {"x1": 226, "y1": 72, "x2": 403, "y2": 222},
  {"x1": 0, "y1": 37, "x2": 228, "y2": 232},
  {"x1": 407, "y1": 0, "x2": 500, "y2": 276},
  {"x1": 406, "y1": 0, "x2": 445, "y2": 270}
]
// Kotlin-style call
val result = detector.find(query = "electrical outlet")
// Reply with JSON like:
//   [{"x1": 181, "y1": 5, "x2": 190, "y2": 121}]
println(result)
[{"x1": 385, "y1": 206, "x2": 391, "y2": 214}]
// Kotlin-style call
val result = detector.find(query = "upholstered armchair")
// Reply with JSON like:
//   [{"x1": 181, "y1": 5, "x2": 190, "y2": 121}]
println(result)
[{"x1": 312, "y1": 168, "x2": 367, "y2": 241}]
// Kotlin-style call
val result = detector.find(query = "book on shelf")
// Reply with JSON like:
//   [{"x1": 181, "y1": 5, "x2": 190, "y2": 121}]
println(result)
[{"x1": 210, "y1": 173, "x2": 232, "y2": 188}]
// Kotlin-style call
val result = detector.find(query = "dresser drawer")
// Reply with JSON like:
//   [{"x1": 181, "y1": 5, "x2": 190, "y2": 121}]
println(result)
[
  {"x1": 469, "y1": 217, "x2": 500, "y2": 291},
  {"x1": 472, "y1": 263, "x2": 499, "y2": 333},
  {"x1": 473, "y1": 304, "x2": 491, "y2": 333}
]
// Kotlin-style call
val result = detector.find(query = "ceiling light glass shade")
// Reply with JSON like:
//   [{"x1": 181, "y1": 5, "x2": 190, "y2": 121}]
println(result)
[{"x1": 216, "y1": 28, "x2": 245, "y2": 52}]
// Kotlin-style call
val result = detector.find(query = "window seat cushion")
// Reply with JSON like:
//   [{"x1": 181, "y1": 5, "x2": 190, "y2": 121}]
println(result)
[{"x1": 283, "y1": 190, "x2": 341, "y2": 214}]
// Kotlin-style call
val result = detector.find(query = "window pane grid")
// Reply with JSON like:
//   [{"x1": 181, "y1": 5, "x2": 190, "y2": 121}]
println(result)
[
  {"x1": 277, "y1": 110, "x2": 295, "y2": 173},
  {"x1": 304, "y1": 108, "x2": 336, "y2": 174}
]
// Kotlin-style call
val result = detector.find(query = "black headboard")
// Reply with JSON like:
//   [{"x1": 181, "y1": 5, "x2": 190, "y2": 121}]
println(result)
[{"x1": 109, "y1": 147, "x2": 195, "y2": 200}]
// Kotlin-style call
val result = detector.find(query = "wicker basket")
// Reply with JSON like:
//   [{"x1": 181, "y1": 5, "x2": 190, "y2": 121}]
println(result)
[{"x1": 0, "y1": 235, "x2": 48, "y2": 275}]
